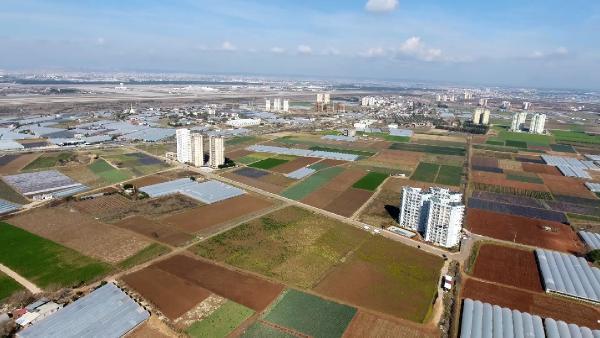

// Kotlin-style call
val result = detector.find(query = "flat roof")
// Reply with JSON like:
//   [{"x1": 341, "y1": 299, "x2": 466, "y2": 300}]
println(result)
[
  {"x1": 18, "y1": 283, "x2": 149, "y2": 338},
  {"x1": 3, "y1": 170, "x2": 85, "y2": 196},
  {"x1": 247, "y1": 145, "x2": 360, "y2": 161},
  {"x1": 140, "y1": 178, "x2": 245, "y2": 204},
  {"x1": 579, "y1": 231, "x2": 600, "y2": 251}
]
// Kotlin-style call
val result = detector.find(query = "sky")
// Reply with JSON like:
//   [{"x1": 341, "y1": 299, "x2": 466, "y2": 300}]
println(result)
[{"x1": 1, "y1": 0, "x2": 600, "y2": 89}]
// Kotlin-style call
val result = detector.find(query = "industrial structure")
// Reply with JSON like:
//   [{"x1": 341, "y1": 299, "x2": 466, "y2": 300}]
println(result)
[{"x1": 399, "y1": 187, "x2": 464, "y2": 248}]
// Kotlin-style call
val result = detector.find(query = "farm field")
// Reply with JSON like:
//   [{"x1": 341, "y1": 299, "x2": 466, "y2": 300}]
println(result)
[
  {"x1": 471, "y1": 243, "x2": 543, "y2": 292},
  {"x1": 58, "y1": 165, "x2": 107, "y2": 188},
  {"x1": 321, "y1": 188, "x2": 373, "y2": 217},
  {"x1": 496, "y1": 130, "x2": 554, "y2": 146},
  {"x1": 161, "y1": 194, "x2": 275, "y2": 234},
  {"x1": 0, "y1": 153, "x2": 40, "y2": 174},
  {"x1": 88, "y1": 158, "x2": 132, "y2": 184},
  {"x1": 0, "y1": 222, "x2": 109, "y2": 288},
  {"x1": 0, "y1": 271, "x2": 24, "y2": 301},
  {"x1": 551, "y1": 130, "x2": 600, "y2": 144},
  {"x1": 223, "y1": 168, "x2": 295, "y2": 194},
  {"x1": 389, "y1": 142, "x2": 466, "y2": 156},
  {"x1": 466, "y1": 209, "x2": 584, "y2": 254},
  {"x1": 342, "y1": 311, "x2": 439, "y2": 338},
  {"x1": 248, "y1": 158, "x2": 289, "y2": 170},
  {"x1": 364, "y1": 149, "x2": 422, "y2": 172},
  {"x1": 262, "y1": 289, "x2": 356, "y2": 338},
  {"x1": 461, "y1": 278, "x2": 600, "y2": 329},
  {"x1": 540, "y1": 174, "x2": 598, "y2": 199},
  {"x1": 124, "y1": 174, "x2": 170, "y2": 187},
  {"x1": 9, "y1": 206, "x2": 152, "y2": 263},
  {"x1": 270, "y1": 157, "x2": 321, "y2": 174},
  {"x1": 21, "y1": 152, "x2": 78, "y2": 171},
  {"x1": 186, "y1": 301, "x2": 254, "y2": 338},
  {"x1": 411, "y1": 162, "x2": 462, "y2": 186},
  {"x1": 103, "y1": 152, "x2": 169, "y2": 176},
  {"x1": 114, "y1": 216, "x2": 194, "y2": 247},
  {"x1": 280, "y1": 166, "x2": 344, "y2": 200},
  {"x1": 352, "y1": 172, "x2": 388, "y2": 191},
  {"x1": 313, "y1": 235, "x2": 443, "y2": 323},
  {"x1": 117, "y1": 243, "x2": 171, "y2": 269}
]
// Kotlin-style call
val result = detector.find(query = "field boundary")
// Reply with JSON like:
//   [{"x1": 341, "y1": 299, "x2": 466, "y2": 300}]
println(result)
[{"x1": 0, "y1": 263, "x2": 42, "y2": 294}]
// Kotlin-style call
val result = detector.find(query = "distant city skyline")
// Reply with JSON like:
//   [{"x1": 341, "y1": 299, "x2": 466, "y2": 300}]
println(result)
[{"x1": 2, "y1": 0, "x2": 600, "y2": 89}]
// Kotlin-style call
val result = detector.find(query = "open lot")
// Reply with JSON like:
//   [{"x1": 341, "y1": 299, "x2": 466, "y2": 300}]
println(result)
[
  {"x1": 21, "y1": 152, "x2": 81, "y2": 171},
  {"x1": 343, "y1": 311, "x2": 438, "y2": 338},
  {"x1": 9, "y1": 206, "x2": 152, "y2": 263},
  {"x1": 466, "y1": 209, "x2": 584, "y2": 254},
  {"x1": 0, "y1": 222, "x2": 109, "y2": 288},
  {"x1": 115, "y1": 216, "x2": 194, "y2": 247},
  {"x1": 471, "y1": 243, "x2": 542, "y2": 292},
  {"x1": 161, "y1": 194, "x2": 275, "y2": 234},
  {"x1": 125, "y1": 174, "x2": 170, "y2": 187},
  {"x1": 314, "y1": 235, "x2": 443, "y2": 323},
  {"x1": 461, "y1": 278, "x2": 600, "y2": 329},
  {"x1": 0, "y1": 153, "x2": 40, "y2": 174}
]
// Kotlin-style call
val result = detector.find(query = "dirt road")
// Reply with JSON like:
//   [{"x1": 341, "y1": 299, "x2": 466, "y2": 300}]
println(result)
[{"x1": 0, "y1": 263, "x2": 42, "y2": 294}]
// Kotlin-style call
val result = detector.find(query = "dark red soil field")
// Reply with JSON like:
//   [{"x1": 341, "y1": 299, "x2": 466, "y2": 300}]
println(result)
[
  {"x1": 300, "y1": 168, "x2": 367, "y2": 210},
  {"x1": 161, "y1": 194, "x2": 273, "y2": 234},
  {"x1": 270, "y1": 157, "x2": 321, "y2": 173},
  {"x1": 222, "y1": 172, "x2": 286, "y2": 193},
  {"x1": 126, "y1": 175, "x2": 170, "y2": 187},
  {"x1": 466, "y1": 209, "x2": 584, "y2": 254},
  {"x1": 471, "y1": 156, "x2": 499, "y2": 168},
  {"x1": 155, "y1": 255, "x2": 284, "y2": 311},
  {"x1": 521, "y1": 163, "x2": 562, "y2": 176},
  {"x1": 114, "y1": 216, "x2": 194, "y2": 246},
  {"x1": 226, "y1": 149, "x2": 252, "y2": 159},
  {"x1": 471, "y1": 171, "x2": 549, "y2": 192},
  {"x1": 472, "y1": 244, "x2": 542, "y2": 292},
  {"x1": 540, "y1": 174, "x2": 598, "y2": 199},
  {"x1": 324, "y1": 188, "x2": 373, "y2": 217},
  {"x1": 301, "y1": 187, "x2": 342, "y2": 209},
  {"x1": 343, "y1": 311, "x2": 438, "y2": 338},
  {"x1": 462, "y1": 278, "x2": 600, "y2": 329}
]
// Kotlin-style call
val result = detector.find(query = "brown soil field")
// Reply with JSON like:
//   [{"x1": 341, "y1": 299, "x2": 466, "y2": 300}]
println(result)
[
  {"x1": 324, "y1": 188, "x2": 373, "y2": 217},
  {"x1": 126, "y1": 175, "x2": 170, "y2": 188},
  {"x1": 59, "y1": 166, "x2": 106, "y2": 188},
  {"x1": 498, "y1": 159, "x2": 523, "y2": 171},
  {"x1": 522, "y1": 163, "x2": 562, "y2": 175},
  {"x1": 99, "y1": 195, "x2": 201, "y2": 223},
  {"x1": 412, "y1": 133, "x2": 466, "y2": 144},
  {"x1": 226, "y1": 149, "x2": 252, "y2": 160},
  {"x1": 466, "y1": 209, "x2": 584, "y2": 254},
  {"x1": 472, "y1": 244, "x2": 542, "y2": 292},
  {"x1": 471, "y1": 171, "x2": 549, "y2": 192},
  {"x1": 317, "y1": 159, "x2": 347, "y2": 167},
  {"x1": 324, "y1": 169, "x2": 367, "y2": 191},
  {"x1": 71, "y1": 194, "x2": 135, "y2": 219},
  {"x1": 540, "y1": 174, "x2": 598, "y2": 199},
  {"x1": 301, "y1": 187, "x2": 343, "y2": 209},
  {"x1": 155, "y1": 255, "x2": 284, "y2": 311},
  {"x1": 222, "y1": 172, "x2": 285, "y2": 193},
  {"x1": 161, "y1": 194, "x2": 274, "y2": 234},
  {"x1": 114, "y1": 216, "x2": 194, "y2": 246},
  {"x1": 9, "y1": 206, "x2": 151, "y2": 263},
  {"x1": 369, "y1": 150, "x2": 422, "y2": 169},
  {"x1": 0, "y1": 153, "x2": 40, "y2": 174},
  {"x1": 343, "y1": 311, "x2": 437, "y2": 338},
  {"x1": 472, "y1": 135, "x2": 488, "y2": 144},
  {"x1": 270, "y1": 157, "x2": 321, "y2": 173},
  {"x1": 122, "y1": 266, "x2": 212, "y2": 320},
  {"x1": 127, "y1": 315, "x2": 176, "y2": 338},
  {"x1": 471, "y1": 156, "x2": 499, "y2": 168},
  {"x1": 258, "y1": 173, "x2": 295, "y2": 187},
  {"x1": 300, "y1": 168, "x2": 366, "y2": 209},
  {"x1": 461, "y1": 279, "x2": 600, "y2": 329}
]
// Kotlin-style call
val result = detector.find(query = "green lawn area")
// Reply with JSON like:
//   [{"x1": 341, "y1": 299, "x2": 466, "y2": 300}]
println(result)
[
  {"x1": 497, "y1": 130, "x2": 554, "y2": 146},
  {"x1": 411, "y1": 162, "x2": 439, "y2": 182},
  {"x1": 22, "y1": 152, "x2": 74, "y2": 171},
  {"x1": 435, "y1": 165, "x2": 463, "y2": 186},
  {"x1": 280, "y1": 167, "x2": 344, "y2": 200},
  {"x1": 359, "y1": 131, "x2": 410, "y2": 142},
  {"x1": 308, "y1": 146, "x2": 375, "y2": 157},
  {"x1": 551, "y1": 130, "x2": 600, "y2": 144},
  {"x1": 352, "y1": 172, "x2": 388, "y2": 191},
  {"x1": 88, "y1": 159, "x2": 132, "y2": 184},
  {"x1": 263, "y1": 289, "x2": 356, "y2": 338},
  {"x1": 0, "y1": 272, "x2": 24, "y2": 301},
  {"x1": 0, "y1": 179, "x2": 29, "y2": 204},
  {"x1": 248, "y1": 158, "x2": 289, "y2": 170},
  {"x1": 0, "y1": 222, "x2": 110, "y2": 288},
  {"x1": 186, "y1": 301, "x2": 254, "y2": 338},
  {"x1": 193, "y1": 206, "x2": 368, "y2": 289},
  {"x1": 389, "y1": 142, "x2": 466, "y2": 156},
  {"x1": 117, "y1": 243, "x2": 170, "y2": 270}
]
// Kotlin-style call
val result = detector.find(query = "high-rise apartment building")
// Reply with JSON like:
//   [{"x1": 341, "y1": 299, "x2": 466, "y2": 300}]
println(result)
[
  {"x1": 472, "y1": 108, "x2": 490, "y2": 125},
  {"x1": 529, "y1": 113, "x2": 546, "y2": 134},
  {"x1": 399, "y1": 187, "x2": 464, "y2": 248},
  {"x1": 176, "y1": 128, "x2": 192, "y2": 163},
  {"x1": 523, "y1": 102, "x2": 532, "y2": 110},
  {"x1": 501, "y1": 101, "x2": 511, "y2": 109},
  {"x1": 478, "y1": 98, "x2": 488, "y2": 107},
  {"x1": 190, "y1": 133, "x2": 204, "y2": 167},
  {"x1": 510, "y1": 112, "x2": 528, "y2": 132},
  {"x1": 283, "y1": 99, "x2": 289, "y2": 112},
  {"x1": 265, "y1": 99, "x2": 271, "y2": 112},
  {"x1": 209, "y1": 136, "x2": 225, "y2": 169}
]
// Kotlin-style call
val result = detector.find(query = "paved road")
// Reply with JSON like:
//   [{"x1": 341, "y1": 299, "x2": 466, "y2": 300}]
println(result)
[{"x1": 0, "y1": 263, "x2": 42, "y2": 294}]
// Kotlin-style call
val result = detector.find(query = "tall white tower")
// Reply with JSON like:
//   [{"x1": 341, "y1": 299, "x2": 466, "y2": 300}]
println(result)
[
  {"x1": 265, "y1": 99, "x2": 271, "y2": 112},
  {"x1": 273, "y1": 98, "x2": 281, "y2": 112},
  {"x1": 191, "y1": 133, "x2": 204, "y2": 167},
  {"x1": 209, "y1": 136, "x2": 225, "y2": 169},
  {"x1": 529, "y1": 113, "x2": 546, "y2": 134},
  {"x1": 176, "y1": 128, "x2": 192, "y2": 163},
  {"x1": 283, "y1": 99, "x2": 289, "y2": 112}
]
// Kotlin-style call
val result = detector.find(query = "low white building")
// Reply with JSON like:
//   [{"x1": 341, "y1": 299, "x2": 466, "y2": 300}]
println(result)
[{"x1": 225, "y1": 118, "x2": 261, "y2": 128}]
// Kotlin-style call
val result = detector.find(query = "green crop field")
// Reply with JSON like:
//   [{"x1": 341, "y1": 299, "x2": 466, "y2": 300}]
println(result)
[
  {"x1": 497, "y1": 131, "x2": 554, "y2": 146},
  {"x1": 237, "y1": 154, "x2": 269, "y2": 164},
  {"x1": 117, "y1": 243, "x2": 170, "y2": 270},
  {"x1": 194, "y1": 206, "x2": 368, "y2": 288},
  {"x1": 186, "y1": 301, "x2": 254, "y2": 338},
  {"x1": 359, "y1": 131, "x2": 410, "y2": 142},
  {"x1": 411, "y1": 162, "x2": 439, "y2": 182},
  {"x1": 263, "y1": 289, "x2": 356, "y2": 338},
  {"x1": 504, "y1": 140, "x2": 528, "y2": 149},
  {"x1": 22, "y1": 152, "x2": 74, "y2": 171},
  {"x1": 280, "y1": 167, "x2": 344, "y2": 200},
  {"x1": 506, "y1": 173, "x2": 543, "y2": 184},
  {"x1": 226, "y1": 135, "x2": 260, "y2": 146},
  {"x1": 88, "y1": 159, "x2": 132, "y2": 184},
  {"x1": 0, "y1": 222, "x2": 110, "y2": 288},
  {"x1": 551, "y1": 130, "x2": 600, "y2": 144},
  {"x1": 242, "y1": 322, "x2": 296, "y2": 338},
  {"x1": 103, "y1": 153, "x2": 169, "y2": 176},
  {"x1": 308, "y1": 161, "x2": 331, "y2": 170},
  {"x1": 352, "y1": 172, "x2": 388, "y2": 191},
  {"x1": 435, "y1": 165, "x2": 463, "y2": 186},
  {"x1": 389, "y1": 142, "x2": 466, "y2": 156},
  {"x1": 0, "y1": 179, "x2": 29, "y2": 204},
  {"x1": 308, "y1": 146, "x2": 375, "y2": 157},
  {"x1": 549, "y1": 144, "x2": 576, "y2": 153},
  {"x1": 248, "y1": 158, "x2": 289, "y2": 170},
  {"x1": 0, "y1": 272, "x2": 23, "y2": 301}
]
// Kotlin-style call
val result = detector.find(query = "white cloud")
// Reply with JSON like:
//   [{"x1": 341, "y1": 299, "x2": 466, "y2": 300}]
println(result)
[
  {"x1": 270, "y1": 46, "x2": 286, "y2": 54},
  {"x1": 365, "y1": 0, "x2": 398, "y2": 13},
  {"x1": 297, "y1": 44, "x2": 312, "y2": 55},
  {"x1": 360, "y1": 47, "x2": 387, "y2": 58},
  {"x1": 220, "y1": 41, "x2": 237, "y2": 51},
  {"x1": 397, "y1": 36, "x2": 442, "y2": 61}
]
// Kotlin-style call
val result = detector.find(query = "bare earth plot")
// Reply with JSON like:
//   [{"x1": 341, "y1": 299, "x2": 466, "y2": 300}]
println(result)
[
  {"x1": 0, "y1": 153, "x2": 40, "y2": 174},
  {"x1": 343, "y1": 311, "x2": 438, "y2": 338}
]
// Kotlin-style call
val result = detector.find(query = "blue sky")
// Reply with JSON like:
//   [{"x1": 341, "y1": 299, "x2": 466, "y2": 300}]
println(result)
[{"x1": 2, "y1": 0, "x2": 599, "y2": 89}]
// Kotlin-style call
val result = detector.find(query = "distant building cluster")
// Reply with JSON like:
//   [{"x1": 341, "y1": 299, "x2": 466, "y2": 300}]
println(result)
[
  {"x1": 436, "y1": 94, "x2": 457, "y2": 103},
  {"x1": 176, "y1": 128, "x2": 224, "y2": 168},
  {"x1": 399, "y1": 187, "x2": 464, "y2": 248},
  {"x1": 472, "y1": 108, "x2": 490, "y2": 125},
  {"x1": 265, "y1": 98, "x2": 289, "y2": 112},
  {"x1": 510, "y1": 112, "x2": 546, "y2": 134}
]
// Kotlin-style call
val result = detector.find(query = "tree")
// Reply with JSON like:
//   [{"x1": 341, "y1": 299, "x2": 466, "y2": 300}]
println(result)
[{"x1": 587, "y1": 249, "x2": 600, "y2": 263}]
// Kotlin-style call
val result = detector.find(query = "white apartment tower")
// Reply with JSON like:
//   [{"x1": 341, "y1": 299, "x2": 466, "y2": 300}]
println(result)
[
  {"x1": 283, "y1": 99, "x2": 289, "y2": 112},
  {"x1": 501, "y1": 101, "x2": 511, "y2": 109},
  {"x1": 273, "y1": 98, "x2": 282, "y2": 112},
  {"x1": 510, "y1": 112, "x2": 528, "y2": 132},
  {"x1": 176, "y1": 128, "x2": 192, "y2": 163},
  {"x1": 472, "y1": 108, "x2": 490, "y2": 125},
  {"x1": 265, "y1": 99, "x2": 271, "y2": 112},
  {"x1": 523, "y1": 102, "x2": 532, "y2": 110},
  {"x1": 209, "y1": 136, "x2": 225, "y2": 169},
  {"x1": 529, "y1": 113, "x2": 546, "y2": 134},
  {"x1": 191, "y1": 133, "x2": 204, "y2": 167},
  {"x1": 316, "y1": 93, "x2": 331, "y2": 104},
  {"x1": 478, "y1": 98, "x2": 488, "y2": 107},
  {"x1": 399, "y1": 187, "x2": 464, "y2": 248}
]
